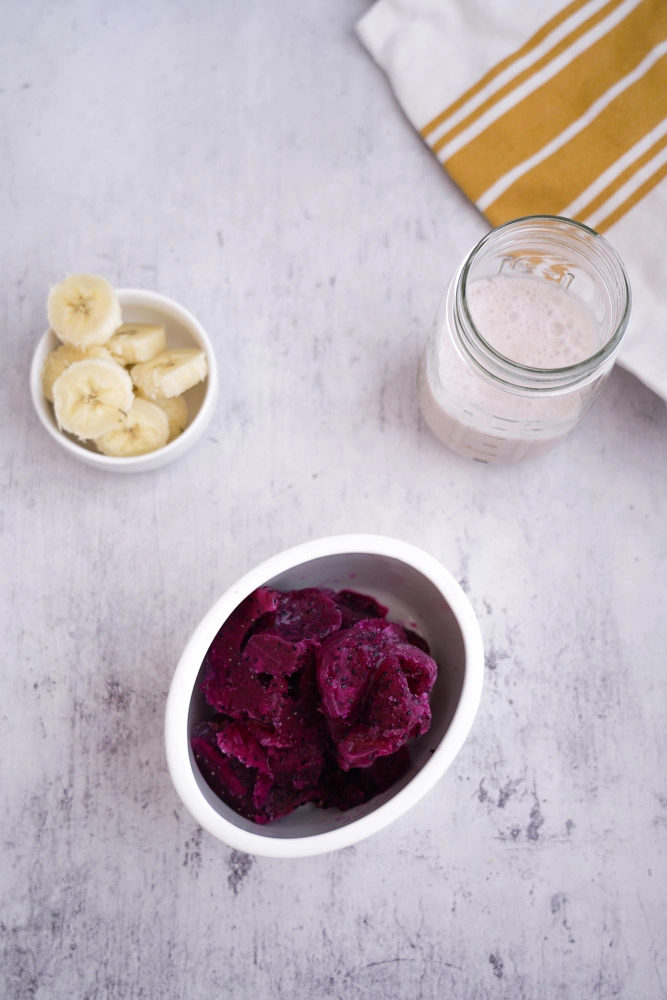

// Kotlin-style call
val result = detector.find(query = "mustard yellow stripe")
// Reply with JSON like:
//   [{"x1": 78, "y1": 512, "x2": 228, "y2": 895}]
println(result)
[
  {"x1": 421, "y1": 0, "x2": 597, "y2": 139},
  {"x1": 442, "y1": 0, "x2": 667, "y2": 203},
  {"x1": 573, "y1": 131, "x2": 667, "y2": 220},
  {"x1": 429, "y1": 0, "x2": 633, "y2": 153},
  {"x1": 596, "y1": 160, "x2": 667, "y2": 230},
  {"x1": 481, "y1": 54, "x2": 667, "y2": 223}
]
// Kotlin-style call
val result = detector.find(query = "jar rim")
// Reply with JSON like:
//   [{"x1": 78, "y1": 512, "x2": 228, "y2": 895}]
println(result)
[{"x1": 455, "y1": 215, "x2": 632, "y2": 392}]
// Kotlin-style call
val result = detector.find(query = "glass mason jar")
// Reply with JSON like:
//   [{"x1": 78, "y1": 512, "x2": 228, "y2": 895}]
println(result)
[{"x1": 417, "y1": 215, "x2": 631, "y2": 464}]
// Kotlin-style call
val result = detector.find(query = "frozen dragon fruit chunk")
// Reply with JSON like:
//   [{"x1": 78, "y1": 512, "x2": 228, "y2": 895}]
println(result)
[
  {"x1": 217, "y1": 718, "x2": 325, "y2": 791},
  {"x1": 215, "y1": 717, "x2": 324, "y2": 822},
  {"x1": 333, "y1": 723, "x2": 408, "y2": 770},
  {"x1": 270, "y1": 661, "x2": 327, "y2": 744},
  {"x1": 254, "y1": 588, "x2": 343, "y2": 642},
  {"x1": 403, "y1": 627, "x2": 431, "y2": 654},
  {"x1": 241, "y1": 588, "x2": 343, "y2": 677},
  {"x1": 394, "y1": 640, "x2": 438, "y2": 697},
  {"x1": 318, "y1": 745, "x2": 412, "y2": 810},
  {"x1": 365, "y1": 656, "x2": 432, "y2": 736},
  {"x1": 201, "y1": 588, "x2": 305, "y2": 721},
  {"x1": 201, "y1": 654, "x2": 291, "y2": 723},
  {"x1": 241, "y1": 633, "x2": 312, "y2": 676},
  {"x1": 211, "y1": 586, "x2": 279, "y2": 659},
  {"x1": 316, "y1": 619, "x2": 437, "y2": 770},
  {"x1": 252, "y1": 777, "x2": 315, "y2": 824},
  {"x1": 192, "y1": 718, "x2": 325, "y2": 824},
  {"x1": 215, "y1": 718, "x2": 271, "y2": 772},
  {"x1": 334, "y1": 658, "x2": 432, "y2": 769},
  {"x1": 326, "y1": 589, "x2": 388, "y2": 628},
  {"x1": 315, "y1": 619, "x2": 414, "y2": 721},
  {"x1": 191, "y1": 720, "x2": 259, "y2": 818}
]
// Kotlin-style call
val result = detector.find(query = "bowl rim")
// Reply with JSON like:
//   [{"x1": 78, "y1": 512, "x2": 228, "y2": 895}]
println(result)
[
  {"x1": 30, "y1": 287, "x2": 219, "y2": 470},
  {"x1": 164, "y1": 533, "x2": 484, "y2": 858}
]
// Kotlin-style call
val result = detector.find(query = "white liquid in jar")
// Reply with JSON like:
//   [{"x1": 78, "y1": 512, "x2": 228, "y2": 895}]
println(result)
[
  {"x1": 418, "y1": 275, "x2": 603, "y2": 464},
  {"x1": 467, "y1": 275, "x2": 600, "y2": 368}
]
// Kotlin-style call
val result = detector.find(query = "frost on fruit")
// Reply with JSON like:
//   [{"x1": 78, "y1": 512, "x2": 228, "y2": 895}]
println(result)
[
  {"x1": 192, "y1": 585, "x2": 439, "y2": 824},
  {"x1": 316, "y1": 620, "x2": 437, "y2": 770}
]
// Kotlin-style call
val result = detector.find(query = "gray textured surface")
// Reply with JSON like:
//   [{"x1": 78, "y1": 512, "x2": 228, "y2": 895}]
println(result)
[{"x1": 2, "y1": 2, "x2": 666, "y2": 998}]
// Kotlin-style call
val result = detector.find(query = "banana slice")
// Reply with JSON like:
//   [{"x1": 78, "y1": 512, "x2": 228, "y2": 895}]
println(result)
[
  {"x1": 47, "y1": 274, "x2": 122, "y2": 348},
  {"x1": 145, "y1": 393, "x2": 188, "y2": 441},
  {"x1": 107, "y1": 322, "x2": 167, "y2": 365},
  {"x1": 130, "y1": 349, "x2": 208, "y2": 400},
  {"x1": 52, "y1": 358, "x2": 134, "y2": 440},
  {"x1": 41, "y1": 342, "x2": 113, "y2": 402},
  {"x1": 95, "y1": 397, "x2": 170, "y2": 457}
]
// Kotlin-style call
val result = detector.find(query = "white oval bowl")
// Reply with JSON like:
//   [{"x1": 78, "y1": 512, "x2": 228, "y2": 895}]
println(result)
[
  {"x1": 165, "y1": 534, "x2": 484, "y2": 858},
  {"x1": 30, "y1": 288, "x2": 219, "y2": 473}
]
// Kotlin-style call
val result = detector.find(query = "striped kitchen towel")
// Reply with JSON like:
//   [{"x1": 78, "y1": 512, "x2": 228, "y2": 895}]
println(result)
[{"x1": 357, "y1": 0, "x2": 667, "y2": 402}]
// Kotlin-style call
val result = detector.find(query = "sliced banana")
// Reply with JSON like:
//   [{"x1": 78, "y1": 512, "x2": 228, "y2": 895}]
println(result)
[
  {"x1": 145, "y1": 393, "x2": 188, "y2": 441},
  {"x1": 107, "y1": 322, "x2": 167, "y2": 366},
  {"x1": 41, "y1": 342, "x2": 113, "y2": 402},
  {"x1": 95, "y1": 397, "x2": 170, "y2": 457},
  {"x1": 130, "y1": 349, "x2": 208, "y2": 400},
  {"x1": 47, "y1": 274, "x2": 122, "y2": 348},
  {"x1": 52, "y1": 358, "x2": 134, "y2": 440}
]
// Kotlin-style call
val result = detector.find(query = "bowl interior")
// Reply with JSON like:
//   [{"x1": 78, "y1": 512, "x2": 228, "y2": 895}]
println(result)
[
  {"x1": 32, "y1": 289, "x2": 212, "y2": 457},
  {"x1": 186, "y1": 551, "x2": 467, "y2": 840}
]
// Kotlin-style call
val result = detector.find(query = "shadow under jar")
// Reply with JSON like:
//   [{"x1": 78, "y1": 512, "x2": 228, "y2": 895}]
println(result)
[{"x1": 418, "y1": 215, "x2": 631, "y2": 464}]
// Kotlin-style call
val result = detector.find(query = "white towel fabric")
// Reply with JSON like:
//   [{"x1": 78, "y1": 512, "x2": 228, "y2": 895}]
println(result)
[{"x1": 357, "y1": 0, "x2": 667, "y2": 402}]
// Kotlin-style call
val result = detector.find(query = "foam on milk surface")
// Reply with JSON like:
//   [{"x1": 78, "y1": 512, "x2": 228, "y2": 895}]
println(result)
[
  {"x1": 467, "y1": 275, "x2": 599, "y2": 368},
  {"x1": 467, "y1": 275, "x2": 600, "y2": 368}
]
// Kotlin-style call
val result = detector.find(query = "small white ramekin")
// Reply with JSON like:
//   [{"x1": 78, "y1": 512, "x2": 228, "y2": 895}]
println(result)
[
  {"x1": 165, "y1": 534, "x2": 484, "y2": 858},
  {"x1": 30, "y1": 288, "x2": 219, "y2": 473}
]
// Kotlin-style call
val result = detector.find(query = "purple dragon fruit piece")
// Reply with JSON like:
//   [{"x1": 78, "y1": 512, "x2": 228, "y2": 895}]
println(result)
[
  {"x1": 191, "y1": 720, "x2": 259, "y2": 817},
  {"x1": 325, "y1": 589, "x2": 388, "y2": 629},
  {"x1": 318, "y1": 745, "x2": 412, "y2": 809},
  {"x1": 316, "y1": 619, "x2": 412, "y2": 721},
  {"x1": 254, "y1": 588, "x2": 343, "y2": 642},
  {"x1": 316, "y1": 620, "x2": 437, "y2": 770},
  {"x1": 241, "y1": 632, "x2": 314, "y2": 677},
  {"x1": 201, "y1": 655, "x2": 292, "y2": 723}
]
